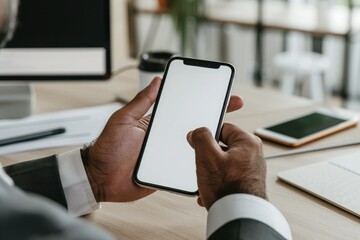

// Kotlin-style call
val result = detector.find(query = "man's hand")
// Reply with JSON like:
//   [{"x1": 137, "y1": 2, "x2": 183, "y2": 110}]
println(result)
[
  {"x1": 83, "y1": 77, "x2": 161, "y2": 203},
  {"x1": 187, "y1": 124, "x2": 266, "y2": 210},
  {"x1": 83, "y1": 77, "x2": 244, "y2": 203}
]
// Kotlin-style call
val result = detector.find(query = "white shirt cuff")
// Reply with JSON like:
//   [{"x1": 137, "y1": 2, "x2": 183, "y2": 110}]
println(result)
[
  {"x1": 207, "y1": 194, "x2": 292, "y2": 240},
  {"x1": 57, "y1": 149, "x2": 100, "y2": 217},
  {"x1": 0, "y1": 162, "x2": 14, "y2": 186}
]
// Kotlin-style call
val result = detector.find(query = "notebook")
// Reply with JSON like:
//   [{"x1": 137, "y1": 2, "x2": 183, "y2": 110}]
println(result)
[{"x1": 278, "y1": 151, "x2": 360, "y2": 217}]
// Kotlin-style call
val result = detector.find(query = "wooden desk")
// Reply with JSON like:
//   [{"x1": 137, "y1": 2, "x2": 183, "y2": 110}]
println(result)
[{"x1": 1, "y1": 68, "x2": 360, "y2": 239}]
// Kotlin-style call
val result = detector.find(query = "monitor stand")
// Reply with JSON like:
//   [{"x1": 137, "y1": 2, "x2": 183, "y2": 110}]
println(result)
[{"x1": 0, "y1": 83, "x2": 34, "y2": 119}]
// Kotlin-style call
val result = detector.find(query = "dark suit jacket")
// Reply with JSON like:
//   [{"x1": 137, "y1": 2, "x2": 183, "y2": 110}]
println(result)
[
  {"x1": 2, "y1": 155, "x2": 113, "y2": 240},
  {"x1": 3, "y1": 155, "x2": 285, "y2": 240}
]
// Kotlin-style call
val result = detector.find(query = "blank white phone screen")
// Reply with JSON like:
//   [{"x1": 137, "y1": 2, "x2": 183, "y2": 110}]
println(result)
[{"x1": 137, "y1": 59, "x2": 233, "y2": 193}]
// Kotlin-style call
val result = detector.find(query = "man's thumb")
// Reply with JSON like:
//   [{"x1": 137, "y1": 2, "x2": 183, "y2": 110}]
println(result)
[
  {"x1": 187, "y1": 127, "x2": 223, "y2": 161},
  {"x1": 119, "y1": 77, "x2": 161, "y2": 120}
]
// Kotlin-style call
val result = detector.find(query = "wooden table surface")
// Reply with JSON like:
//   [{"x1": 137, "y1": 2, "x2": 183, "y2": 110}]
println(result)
[{"x1": 1, "y1": 65, "x2": 360, "y2": 239}]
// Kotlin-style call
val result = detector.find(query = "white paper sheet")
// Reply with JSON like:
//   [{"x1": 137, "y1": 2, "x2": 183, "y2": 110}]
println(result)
[{"x1": 0, "y1": 103, "x2": 123, "y2": 155}]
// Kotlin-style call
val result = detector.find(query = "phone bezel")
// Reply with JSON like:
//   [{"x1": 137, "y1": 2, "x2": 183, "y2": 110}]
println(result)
[
  {"x1": 133, "y1": 56, "x2": 235, "y2": 196},
  {"x1": 254, "y1": 108, "x2": 359, "y2": 147}
]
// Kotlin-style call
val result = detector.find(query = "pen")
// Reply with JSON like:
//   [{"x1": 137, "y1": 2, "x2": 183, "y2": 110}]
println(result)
[{"x1": 0, "y1": 128, "x2": 66, "y2": 147}]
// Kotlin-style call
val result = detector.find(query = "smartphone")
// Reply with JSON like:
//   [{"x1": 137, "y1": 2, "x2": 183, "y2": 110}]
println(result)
[
  {"x1": 255, "y1": 109, "x2": 359, "y2": 147},
  {"x1": 134, "y1": 57, "x2": 235, "y2": 195}
]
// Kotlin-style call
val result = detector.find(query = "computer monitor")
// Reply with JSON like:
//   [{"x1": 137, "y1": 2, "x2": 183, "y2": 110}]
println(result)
[{"x1": 0, "y1": 0, "x2": 111, "y2": 118}]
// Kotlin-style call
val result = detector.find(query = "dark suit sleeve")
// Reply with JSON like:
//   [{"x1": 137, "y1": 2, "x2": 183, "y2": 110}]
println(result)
[
  {"x1": 206, "y1": 195, "x2": 291, "y2": 240},
  {"x1": 0, "y1": 172, "x2": 114, "y2": 239},
  {"x1": 0, "y1": 157, "x2": 114, "y2": 239},
  {"x1": 209, "y1": 218, "x2": 286, "y2": 240},
  {"x1": 4, "y1": 155, "x2": 67, "y2": 208}
]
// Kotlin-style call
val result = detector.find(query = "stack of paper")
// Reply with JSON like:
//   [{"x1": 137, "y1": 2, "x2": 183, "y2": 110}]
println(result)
[{"x1": 0, "y1": 103, "x2": 123, "y2": 155}]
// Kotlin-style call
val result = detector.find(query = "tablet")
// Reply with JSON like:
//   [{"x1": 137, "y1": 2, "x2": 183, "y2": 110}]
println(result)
[{"x1": 255, "y1": 109, "x2": 359, "y2": 147}]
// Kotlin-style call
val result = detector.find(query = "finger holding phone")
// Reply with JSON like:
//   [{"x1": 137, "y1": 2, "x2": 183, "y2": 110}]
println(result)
[{"x1": 187, "y1": 124, "x2": 267, "y2": 210}]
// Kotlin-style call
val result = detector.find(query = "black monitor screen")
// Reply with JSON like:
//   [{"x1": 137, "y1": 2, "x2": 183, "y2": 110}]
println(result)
[{"x1": 0, "y1": 0, "x2": 111, "y2": 80}]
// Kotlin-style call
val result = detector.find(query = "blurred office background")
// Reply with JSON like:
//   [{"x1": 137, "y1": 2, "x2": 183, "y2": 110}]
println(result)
[{"x1": 115, "y1": 0, "x2": 360, "y2": 109}]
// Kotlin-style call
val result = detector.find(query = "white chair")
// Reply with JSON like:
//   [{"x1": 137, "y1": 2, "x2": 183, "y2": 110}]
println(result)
[{"x1": 274, "y1": 32, "x2": 330, "y2": 102}]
